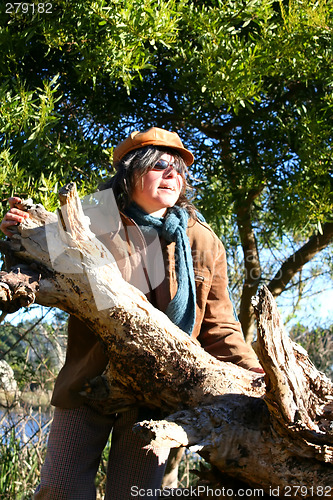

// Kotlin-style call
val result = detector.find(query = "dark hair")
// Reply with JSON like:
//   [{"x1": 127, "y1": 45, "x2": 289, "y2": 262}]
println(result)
[{"x1": 98, "y1": 146, "x2": 197, "y2": 218}]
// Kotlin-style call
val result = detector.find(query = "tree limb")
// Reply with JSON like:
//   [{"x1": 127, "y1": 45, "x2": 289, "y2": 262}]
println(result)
[
  {"x1": 1, "y1": 184, "x2": 333, "y2": 498},
  {"x1": 268, "y1": 222, "x2": 333, "y2": 297}
]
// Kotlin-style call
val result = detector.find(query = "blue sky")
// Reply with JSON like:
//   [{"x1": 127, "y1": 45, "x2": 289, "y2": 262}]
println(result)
[{"x1": 3, "y1": 285, "x2": 332, "y2": 332}]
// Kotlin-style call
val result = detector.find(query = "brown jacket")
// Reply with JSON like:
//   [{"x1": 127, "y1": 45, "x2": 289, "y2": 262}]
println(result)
[{"x1": 51, "y1": 214, "x2": 261, "y2": 408}]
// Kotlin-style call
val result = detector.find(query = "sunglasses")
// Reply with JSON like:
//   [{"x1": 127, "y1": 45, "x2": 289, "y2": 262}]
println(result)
[{"x1": 152, "y1": 159, "x2": 182, "y2": 174}]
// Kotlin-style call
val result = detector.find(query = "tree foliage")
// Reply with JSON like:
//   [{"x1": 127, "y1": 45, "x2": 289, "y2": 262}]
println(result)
[
  {"x1": 0, "y1": 0, "x2": 332, "y2": 338},
  {"x1": 0, "y1": 313, "x2": 67, "y2": 390},
  {"x1": 290, "y1": 322, "x2": 333, "y2": 380}
]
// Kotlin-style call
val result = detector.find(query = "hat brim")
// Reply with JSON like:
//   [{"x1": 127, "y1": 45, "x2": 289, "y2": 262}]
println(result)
[{"x1": 113, "y1": 128, "x2": 194, "y2": 167}]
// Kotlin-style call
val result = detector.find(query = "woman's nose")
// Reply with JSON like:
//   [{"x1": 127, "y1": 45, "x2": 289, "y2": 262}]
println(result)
[{"x1": 163, "y1": 166, "x2": 178, "y2": 177}]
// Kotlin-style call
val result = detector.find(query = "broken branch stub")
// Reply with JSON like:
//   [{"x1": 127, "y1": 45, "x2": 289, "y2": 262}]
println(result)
[
  {"x1": 135, "y1": 287, "x2": 333, "y2": 497},
  {"x1": 253, "y1": 287, "x2": 333, "y2": 456}
]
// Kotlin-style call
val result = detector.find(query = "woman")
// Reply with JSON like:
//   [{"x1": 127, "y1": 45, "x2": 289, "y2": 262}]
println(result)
[{"x1": 0, "y1": 127, "x2": 263, "y2": 499}]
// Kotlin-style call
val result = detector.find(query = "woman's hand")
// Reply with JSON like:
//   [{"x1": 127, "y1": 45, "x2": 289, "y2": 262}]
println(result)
[{"x1": 0, "y1": 197, "x2": 30, "y2": 238}]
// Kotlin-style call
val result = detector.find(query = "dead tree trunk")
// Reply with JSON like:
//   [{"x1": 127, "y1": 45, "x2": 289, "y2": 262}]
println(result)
[
  {"x1": 136, "y1": 289, "x2": 333, "y2": 497},
  {"x1": 0, "y1": 183, "x2": 332, "y2": 498}
]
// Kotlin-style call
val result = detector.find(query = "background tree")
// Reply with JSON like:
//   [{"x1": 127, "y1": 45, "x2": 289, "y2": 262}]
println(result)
[
  {"x1": 0, "y1": 0, "x2": 332, "y2": 340},
  {"x1": 0, "y1": 313, "x2": 67, "y2": 391},
  {"x1": 289, "y1": 322, "x2": 333, "y2": 380}
]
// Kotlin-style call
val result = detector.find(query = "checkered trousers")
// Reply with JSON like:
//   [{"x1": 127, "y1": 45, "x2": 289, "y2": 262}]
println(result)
[{"x1": 34, "y1": 405, "x2": 170, "y2": 500}]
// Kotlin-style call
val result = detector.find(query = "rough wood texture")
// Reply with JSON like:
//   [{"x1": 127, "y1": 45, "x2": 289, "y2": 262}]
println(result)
[
  {"x1": 0, "y1": 183, "x2": 333, "y2": 498},
  {"x1": 0, "y1": 184, "x2": 265, "y2": 413},
  {"x1": 135, "y1": 290, "x2": 333, "y2": 496}
]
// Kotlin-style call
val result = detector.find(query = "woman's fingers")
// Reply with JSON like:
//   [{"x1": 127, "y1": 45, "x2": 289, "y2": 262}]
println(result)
[
  {"x1": 7, "y1": 197, "x2": 23, "y2": 209},
  {"x1": 0, "y1": 218, "x2": 20, "y2": 237},
  {"x1": 0, "y1": 203, "x2": 30, "y2": 237}
]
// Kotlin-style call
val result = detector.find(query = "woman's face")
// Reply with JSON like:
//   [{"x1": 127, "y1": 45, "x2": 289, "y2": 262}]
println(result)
[{"x1": 131, "y1": 153, "x2": 183, "y2": 217}]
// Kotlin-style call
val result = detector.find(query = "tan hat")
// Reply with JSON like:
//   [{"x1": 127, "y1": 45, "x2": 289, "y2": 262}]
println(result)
[{"x1": 113, "y1": 127, "x2": 194, "y2": 167}]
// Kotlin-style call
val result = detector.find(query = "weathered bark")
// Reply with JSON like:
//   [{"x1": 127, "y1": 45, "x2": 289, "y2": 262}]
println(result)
[
  {"x1": 136, "y1": 288, "x2": 333, "y2": 497},
  {"x1": 0, "y1": 183, "x2": 333, "y2": 498},
  {"x1": 0, "y1": 184, "x2": 264, "y2": 413}
]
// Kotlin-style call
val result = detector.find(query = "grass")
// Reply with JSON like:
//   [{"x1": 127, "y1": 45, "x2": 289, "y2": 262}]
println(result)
[
  {"x1": 0, "y1": 422, "x2": 47, "y2": 499},
  {"x1": 1, "y1": 397, "x2": 204, "y2": 499},
  {"x1": 0, "y1": 390, "x2": 53, "y2": 499}
]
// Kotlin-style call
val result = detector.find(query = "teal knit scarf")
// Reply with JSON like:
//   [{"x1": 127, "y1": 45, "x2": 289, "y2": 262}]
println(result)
[{"x1": 125, "y1": 203, "x2": 199, "y2": 335}]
